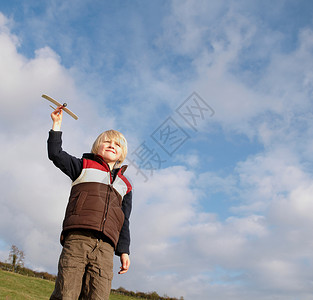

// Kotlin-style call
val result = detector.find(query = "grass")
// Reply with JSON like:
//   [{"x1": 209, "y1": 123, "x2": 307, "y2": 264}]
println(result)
[
  {"x1": 0, "y1": 269, "x2": 138, "y2": 300},
  {"x1": 0, "y1": 269, "x2": 54, "y2": 299}
]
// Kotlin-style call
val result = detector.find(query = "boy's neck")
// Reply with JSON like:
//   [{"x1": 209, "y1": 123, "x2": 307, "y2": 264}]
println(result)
[{"x1": 107, "y1": 162, "x2": 115, "y2": 170}]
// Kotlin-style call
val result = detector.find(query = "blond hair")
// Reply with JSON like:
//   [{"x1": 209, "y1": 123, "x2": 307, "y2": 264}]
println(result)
[{"x1": 91, "y1": 129, "x2": 128, "y2": 168}]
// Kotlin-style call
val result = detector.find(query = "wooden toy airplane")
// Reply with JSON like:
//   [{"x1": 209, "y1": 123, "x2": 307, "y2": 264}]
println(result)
[{"x1": 42, "y1": 94, "x2": 78, "y2": 120}]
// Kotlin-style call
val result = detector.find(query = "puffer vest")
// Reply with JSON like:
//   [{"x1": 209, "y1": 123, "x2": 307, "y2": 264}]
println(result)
[{"x1": 61, "y1": 155, "x2": 132, "y2": 248}]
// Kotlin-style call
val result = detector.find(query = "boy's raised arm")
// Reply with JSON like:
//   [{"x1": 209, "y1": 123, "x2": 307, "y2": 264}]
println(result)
[{"x1": 51, "y1": 106, "x2": 64, "y2": 131}]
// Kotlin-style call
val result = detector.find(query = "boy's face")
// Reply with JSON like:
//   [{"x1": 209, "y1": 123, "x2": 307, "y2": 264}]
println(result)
[{"x1": 97, "y1": 139, "x2": 122, "y2": 166}]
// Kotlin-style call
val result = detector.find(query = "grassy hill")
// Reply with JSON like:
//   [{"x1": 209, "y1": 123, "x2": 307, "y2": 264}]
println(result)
[{"x1": 0, "y1": 269, "x2": 139, "y2": 300}]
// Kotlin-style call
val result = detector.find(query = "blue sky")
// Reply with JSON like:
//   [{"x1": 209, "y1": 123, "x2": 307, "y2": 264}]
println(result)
[{"x1": 1, "y1": 1, "x2": 313, "y2": 299}]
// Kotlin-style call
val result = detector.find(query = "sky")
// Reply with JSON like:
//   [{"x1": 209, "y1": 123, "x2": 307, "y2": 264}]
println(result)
[{"x1": 1, "y1": 0, "x2": 313, "y2": 299}]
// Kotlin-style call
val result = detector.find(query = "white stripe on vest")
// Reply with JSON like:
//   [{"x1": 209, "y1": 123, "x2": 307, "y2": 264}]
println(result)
[
  {"x1": 72, "y1": 168, "x2": 129, "y2": 198},
  {"x1": 72, "y1": 168, "x2": 111, "y2": 186},
  {"x1": 113, "y1": 175, "x2": 129, "y2": 198}
]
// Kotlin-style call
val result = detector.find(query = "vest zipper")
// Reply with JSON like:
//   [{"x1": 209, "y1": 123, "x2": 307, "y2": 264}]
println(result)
[
  {"x1": 101, "y1": 165, "x2": 113, "y2": 229},
  {"x1": 101, "y1": 184, "x2": 112, "y2": 230}
]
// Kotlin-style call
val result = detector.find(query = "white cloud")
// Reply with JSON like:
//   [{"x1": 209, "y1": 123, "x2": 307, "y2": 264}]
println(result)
[{"x1": 142, "y1": 2, "x2": 313, "y2": 298}]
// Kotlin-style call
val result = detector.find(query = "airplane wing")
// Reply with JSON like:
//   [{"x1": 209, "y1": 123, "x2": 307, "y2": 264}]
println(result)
[{"x1": 42, "y1": 94, "x2": 78, "y2": 120}]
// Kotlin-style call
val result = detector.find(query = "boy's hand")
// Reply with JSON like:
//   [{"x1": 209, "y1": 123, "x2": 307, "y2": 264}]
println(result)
[
  {"x1": 118, "y1": 253, "x2": 130, "y2": 274},
  {"x1": 51, "y1": 106, "x2": 63, "y2": 131}
]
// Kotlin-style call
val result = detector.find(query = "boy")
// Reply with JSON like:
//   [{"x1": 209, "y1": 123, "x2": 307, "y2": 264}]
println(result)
[{"x1": 48, "y1": 106, "x2": 132, "y2": 300}]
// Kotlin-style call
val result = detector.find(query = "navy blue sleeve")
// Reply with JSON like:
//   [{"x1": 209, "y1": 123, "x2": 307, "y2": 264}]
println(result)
[
  {"x1": 47, "y1": 130, "x2": 83, "y2": 181},
  {"x1": 115, "y1": 190, "x2": 132, "y2": 256}
]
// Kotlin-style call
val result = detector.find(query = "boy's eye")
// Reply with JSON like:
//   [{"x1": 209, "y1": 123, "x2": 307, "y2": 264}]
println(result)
[{"x1": 103, "y1": 140, "x2": 120, "y2": 147}]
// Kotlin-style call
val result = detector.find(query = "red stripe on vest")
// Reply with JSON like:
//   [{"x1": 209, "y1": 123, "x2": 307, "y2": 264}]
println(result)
[{"x1": 83, "y1": 158, "x2": 110, "y2": 172}]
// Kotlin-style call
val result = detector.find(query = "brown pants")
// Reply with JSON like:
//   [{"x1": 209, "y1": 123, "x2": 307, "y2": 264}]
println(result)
[{"x1": 50, "y1": 231, "x2": 114, "y2": 300}]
